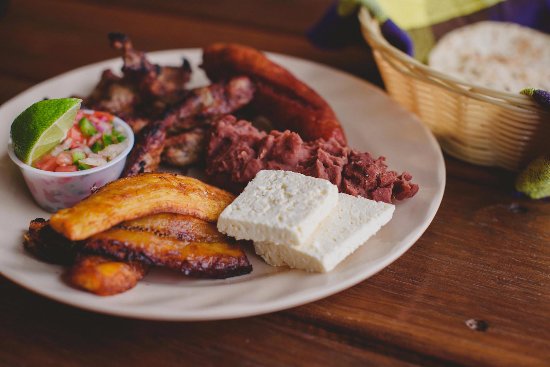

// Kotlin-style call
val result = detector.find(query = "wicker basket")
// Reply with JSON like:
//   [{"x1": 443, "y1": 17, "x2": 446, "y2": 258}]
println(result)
[{"x1": 358, "y1": 8, "x2": 550, "y2": 171}]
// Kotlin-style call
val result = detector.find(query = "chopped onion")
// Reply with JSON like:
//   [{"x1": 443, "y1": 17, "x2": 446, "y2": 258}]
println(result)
[
  {"x1": 79, "y1": 156, "x2": 108, "y2": 167},
  {"x1": 50, "y1": 146, "x2": 63, "y2": 157},
  {"x1": 95, "y1": 120, "x2": 113, "y2": 134},
  {"x1": 87, "y1": 152, "x2": 102, "y2": 160},
  {"x1": 82, "y1": 145, "x2": 93, "y2": 155},
  {"x1": 98, "y1": 142, "x2": 127, "y2": 160},
  {"x1": 50, "y1": 138, "x2": 73, "y2": 156}
]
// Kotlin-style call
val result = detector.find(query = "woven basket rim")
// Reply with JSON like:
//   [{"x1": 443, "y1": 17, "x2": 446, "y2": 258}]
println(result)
[{"x1": 357, "y1": 7, "x2": 544, "y2": 112}]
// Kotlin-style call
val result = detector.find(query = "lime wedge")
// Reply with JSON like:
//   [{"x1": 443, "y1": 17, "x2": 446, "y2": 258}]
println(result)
[{"x1": 10, "y1": 98, "x2": 82, "y2": 164}]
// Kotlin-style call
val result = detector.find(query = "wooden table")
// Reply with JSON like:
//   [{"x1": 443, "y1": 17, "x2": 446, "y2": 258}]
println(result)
[{"x1": 1, "y1": 1, "x2": 548, "y2": 366}]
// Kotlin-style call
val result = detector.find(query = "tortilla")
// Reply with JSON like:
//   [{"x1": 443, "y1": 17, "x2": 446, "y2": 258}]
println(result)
[{"x1": 429, "y1": 21, "x2": 550, "y2": 93}]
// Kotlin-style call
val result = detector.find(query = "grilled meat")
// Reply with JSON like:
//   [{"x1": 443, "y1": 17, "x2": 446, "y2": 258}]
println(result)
[
  {"x1": 84, "y1": 36, "x2": 262, "y2": 174},
  {"x1": 165, "y1": 76, "x2": 254, "y2": 133},
  {"x1": 146, "y1": 62, "x2": 192, "y2": 104},
  {"x1": 83, "y1": 69, "x2": 140, "y2": 117},
  {"x1": 66, "y1": 254, "x2": 148, "y2": 296},
  {"x1": 108, "y1": 32, "x2": 191, "y2": 105},
  {"x1": 155, "y1": 76, "x2": 253, "y2": 168},
  {"x1": 50, "y1": 173, "x2": 235, "y2": 241},
  {"x1": 84, "y1": 33, "x2": 192, "y2": 136},
  {"x1": 124, "y1": 115, "x2": 152, "y2": 134},
  {"x1": 122, "y1": 77, "x2": 254, "y2": 171},
  {"x1": 122, "y1": 119, "x2": 167, "y2": 176},
  {"x1": 162, "y1": 128, "x2": 206, "y2": 167}
]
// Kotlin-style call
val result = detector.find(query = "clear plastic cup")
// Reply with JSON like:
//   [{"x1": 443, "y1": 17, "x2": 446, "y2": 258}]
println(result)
[{"x1": 8, "y1": 113, "x2": 134, "y2": 212}]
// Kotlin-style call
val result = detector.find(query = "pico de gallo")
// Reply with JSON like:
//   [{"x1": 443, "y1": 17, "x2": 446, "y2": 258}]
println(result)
[{"x1": 33, "y1": 110, "x2": 128, "y2": 172}]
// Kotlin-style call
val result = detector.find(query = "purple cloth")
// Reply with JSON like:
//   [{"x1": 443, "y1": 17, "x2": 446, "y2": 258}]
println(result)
[
  {"x1": 490, "y1": 0, "x2": 550, "y2": 33},
  {"x1": 307, "y1": 1, "x2": 413, "y2": 56},
  {"x1": 308, "y1": 0, "x2": 550, "y2": 55}
]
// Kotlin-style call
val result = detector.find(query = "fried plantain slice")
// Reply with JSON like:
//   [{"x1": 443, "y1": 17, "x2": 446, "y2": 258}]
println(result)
[
  {"x1": 50, "y1": 173, "x2": 235, "y2": 240},
  {"x1": 25, "y1": 219, "x2": 146, "y2": 296},
  {"x1": 24, "y1": 218, "x2": 78, "y2": 265},
  {"x1": 66, "y1": 254, "x2": 148, "y2": 296},
  {"x1": 120, "y1": 213, "x2": 224, "y2": 242},
  {"x1": 85, "y1": 228, "x2": 252, "y2": 279}
]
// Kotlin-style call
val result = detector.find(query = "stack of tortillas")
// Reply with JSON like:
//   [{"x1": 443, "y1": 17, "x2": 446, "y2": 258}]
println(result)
[{"x1": 429, "y1": 21, "x2": 550, "y2": 93}]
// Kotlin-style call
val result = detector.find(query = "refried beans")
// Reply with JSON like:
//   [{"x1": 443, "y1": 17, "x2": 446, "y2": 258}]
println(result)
[{"x1": 206, "y1": 115, "x2": 418, "y2": 203}]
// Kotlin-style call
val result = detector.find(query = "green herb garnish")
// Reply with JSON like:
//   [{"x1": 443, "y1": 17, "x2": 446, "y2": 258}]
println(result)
[
  {"x1": 91, "y1": 141, "x2": 104, "y2": 153},
  {"x1": 112, "y1": 130, "x2": 126, "y2": 143},
  {"x1": 102, "y1": 133, "x2": 113, "y2": 146},
  {"x1": 78, "y1": 117, "x2": 97, "y2": 137},
  {"x1": 72, "y1": 151, "x2": 86, "y2": 163},
  {"x1": 77, "y1": 162, "x2": 91, "y2": 170}
]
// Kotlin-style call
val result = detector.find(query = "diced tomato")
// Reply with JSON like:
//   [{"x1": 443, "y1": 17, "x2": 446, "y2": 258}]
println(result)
[
  {"x1": 67, "y1": 126, "x2": 85, "y2": 147},
  {"x1": 34, "y1": 154, "x2": 58, "y2": 171},
  {"x1": 55, "y1": 165, "x2": 78, "y2": 172},
  {"x1": 92, "y1": 111, "x2": 114, "y2": 121}
]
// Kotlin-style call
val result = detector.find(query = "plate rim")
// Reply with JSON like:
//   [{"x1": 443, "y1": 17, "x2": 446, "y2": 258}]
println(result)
[{"x1": 0, "y1": 48, "x2": 446, "y2": 321}]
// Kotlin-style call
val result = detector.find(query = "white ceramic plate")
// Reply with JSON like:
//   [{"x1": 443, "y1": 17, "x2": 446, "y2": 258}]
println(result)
[{"x1": 0, "y1": 49, "x2": 445, "y2": 320}]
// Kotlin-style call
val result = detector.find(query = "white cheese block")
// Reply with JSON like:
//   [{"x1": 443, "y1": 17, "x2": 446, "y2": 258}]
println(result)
[
  {"x1": 217, "y1": 170, "x2": 339, "y2": 247},
  {"x1": 254, "y1": 193, "x2": 395, "y2": 272}
]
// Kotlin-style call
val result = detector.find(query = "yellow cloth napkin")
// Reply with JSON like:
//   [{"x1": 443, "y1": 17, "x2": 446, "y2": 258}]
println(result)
[{"x1": 379, "y1": 0, "x2": 504, "y2": 29}]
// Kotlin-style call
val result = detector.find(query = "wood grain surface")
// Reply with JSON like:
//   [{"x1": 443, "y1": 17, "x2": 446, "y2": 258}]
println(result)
[{"x1": 0, "y1": 1, "x2": 548, "y2": 366}]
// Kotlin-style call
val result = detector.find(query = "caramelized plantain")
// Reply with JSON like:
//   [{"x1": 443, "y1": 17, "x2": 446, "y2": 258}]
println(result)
[
  {"x1": 24, "y1": 218, "x2": 78, "y2": 265},
  {"x1": 120, "y1": 213, "x2": 224, "y2": 242},
  {"x1": 50, "y1": 173, "x2": 235, "y2": 240},
  {"x1": 25, "y1": 219, "x2": 146, "y2": 296},
  {"x1": 85, "y1": 227, "x2": 252, "y2": 278},
  {"x1": 66, "y1": 254, "x2": 148, "y2": 296}
]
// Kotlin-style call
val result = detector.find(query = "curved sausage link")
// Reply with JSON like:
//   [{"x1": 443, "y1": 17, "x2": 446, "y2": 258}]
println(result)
[{"x1": 202, "y1": 43, "x2": 346, "y2": 145}]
